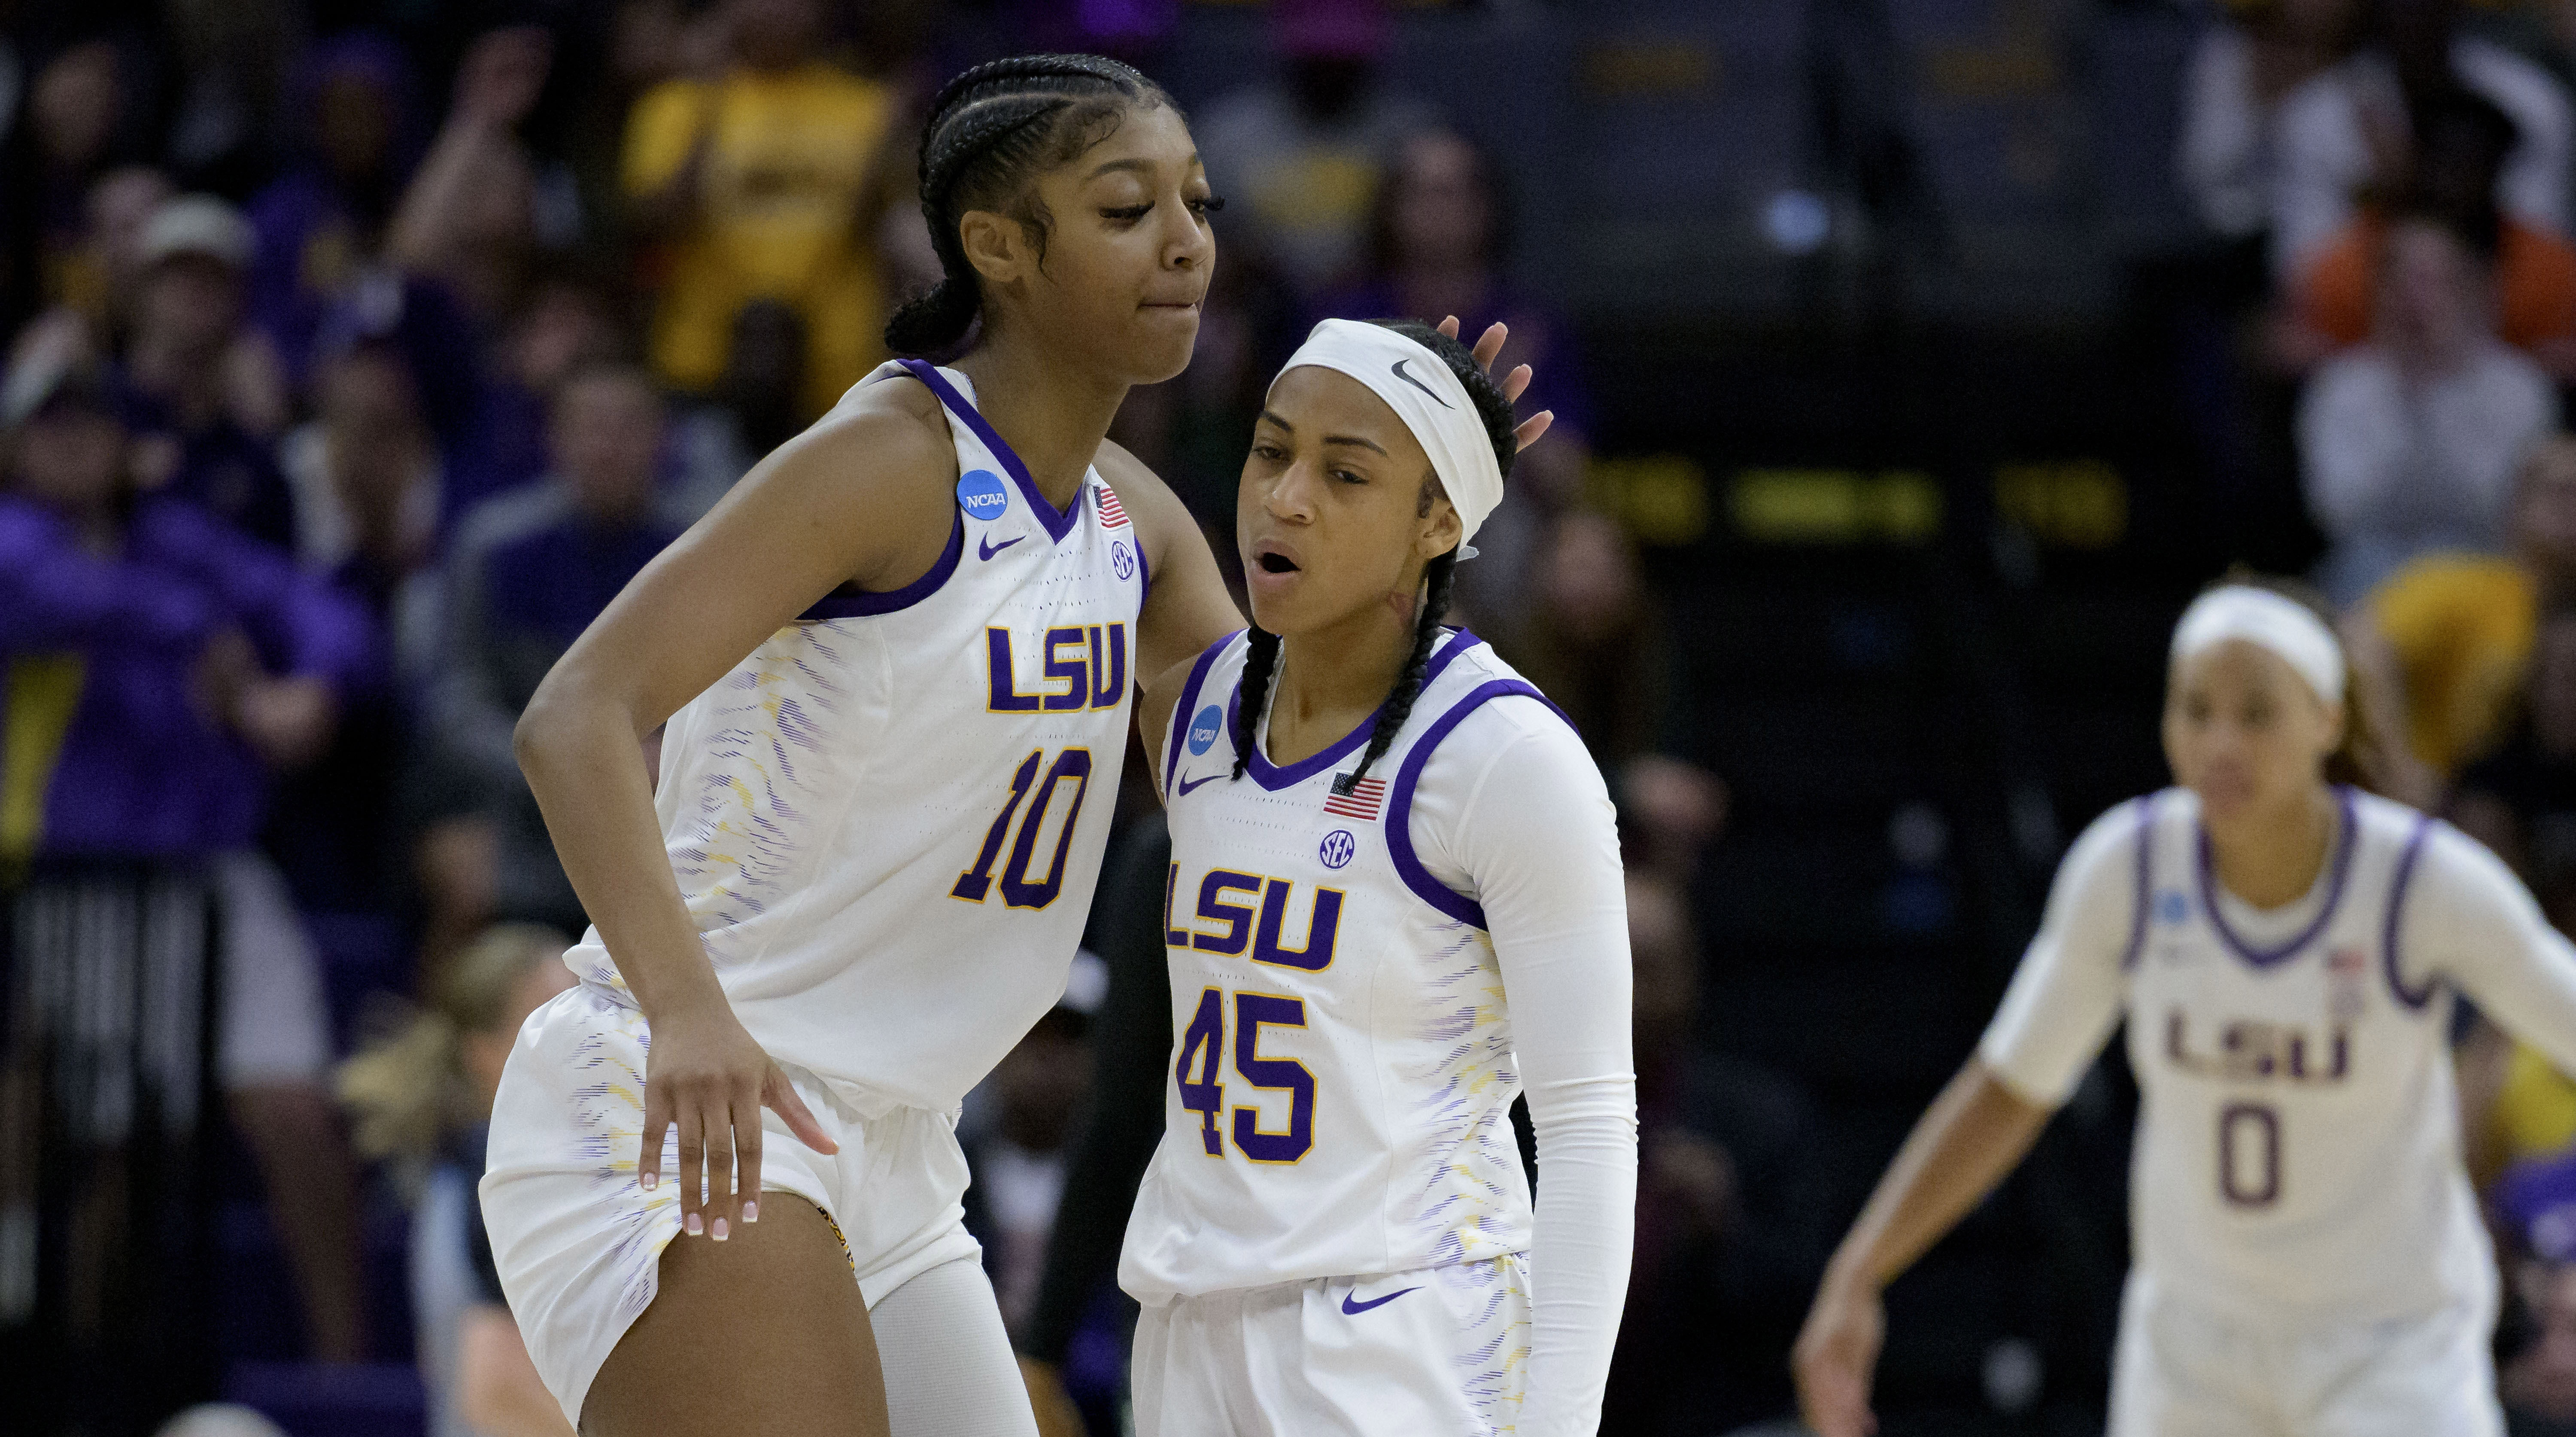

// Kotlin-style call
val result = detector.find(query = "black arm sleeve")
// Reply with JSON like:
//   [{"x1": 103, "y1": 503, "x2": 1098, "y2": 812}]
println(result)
[{"x1": 1022, "y1": 815, "x2": 1176, "y2": 1363}]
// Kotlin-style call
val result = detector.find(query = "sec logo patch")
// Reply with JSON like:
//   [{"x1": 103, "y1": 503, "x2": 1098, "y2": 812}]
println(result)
[
  {"x1": 1112, "y1": 542, "x2": 1135, "y2": 580},
  {"x1": 1319, "y1": 829, "x2": 1357, "y2": 870}
]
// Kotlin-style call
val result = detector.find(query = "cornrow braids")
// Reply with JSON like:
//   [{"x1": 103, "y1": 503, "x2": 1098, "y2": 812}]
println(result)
[
  {"x1": 1235, "y1": 319, "x2": 1521, "y2": 793},
  {"x1": 885, "y1": 54, "x2": 1175, "y2": 357},
  {"x1": 1230, "y1": 625, "x2": 1284, "y2": 781}
]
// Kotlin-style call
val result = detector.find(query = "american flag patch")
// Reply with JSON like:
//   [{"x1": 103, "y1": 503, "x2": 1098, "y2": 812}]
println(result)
[
  {"x1": 1323, "y1": 774, "x2": 1386, "y2": 821},
  {"x1": 1096, "y1": 486, "x2": 1130, "y2": 528}
]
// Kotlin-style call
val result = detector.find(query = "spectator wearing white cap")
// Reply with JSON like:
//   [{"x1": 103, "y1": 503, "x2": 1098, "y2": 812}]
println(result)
[{"x1": 114, "y1": 192, "x2": 297, "y2": 549}]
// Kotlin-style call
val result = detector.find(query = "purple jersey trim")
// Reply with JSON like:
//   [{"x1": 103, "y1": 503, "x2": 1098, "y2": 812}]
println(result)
[
  {"x1": 1385, "y1": 677, "x2": 1579, "y2": 930},
  {"x1": 2384, "y1": 812, "x2": 2440, "y2": 1011},
  {"x1": 896, "y1": 359, "x2": 1078, "y2": 544},
  {"x1": 1134, "y1": 521, "x2": 1152, "y2": 608},
  {"x1": 1162, "y1": 630, "x2": 1242, "y2": 798},
  {"x1": 2120, "y1": 793, "x2": 2159, "y2": 972},
  {"x1": 1231, "y1": 628, "x2": 1482, "y2": 793},
  {"x1": 2193, "y1": 785, "x2": 2359, "y2": 969},
  {"x1": 796, "y1": 508, "x2": 963, "y2": 620}
]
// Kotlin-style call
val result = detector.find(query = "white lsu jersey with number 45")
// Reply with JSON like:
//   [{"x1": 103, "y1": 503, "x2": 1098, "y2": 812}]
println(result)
[
  {"x1": 1119, "y1": 628, "x2": 1569, "y2": 1304},
  {"x1": 2100, "y1": 788, "x2": 2491, "y2": 1324}
]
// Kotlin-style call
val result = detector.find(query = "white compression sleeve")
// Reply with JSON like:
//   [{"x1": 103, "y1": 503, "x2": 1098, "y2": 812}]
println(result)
[
  {"x1": 1412, "y1": 702, "x2": 1636, "y2": 1437},
  {"x1": 2404, "y1": 821, "x2": 2576, "y2": 1075},
  {"x1": 869, "y1": 1256, "x2": 1036, "y2": 1437}
]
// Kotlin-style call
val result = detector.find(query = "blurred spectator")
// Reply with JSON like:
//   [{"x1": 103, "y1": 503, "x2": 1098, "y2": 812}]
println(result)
[
  {"x1": 964, "y1": 951, "x2": 1105, "y2": 1340},
  {"x1": 2493, "y1": 1148, "x2": 2576, "y2": 1434},
  {"x1": 2271, "y1": 0, "x2": 2573, "y2": 282},
  {"x1": 116, "y1": 193, "x2": 297, "y2": 548},
  {"x1": 339, "y1": 922, "x2": 575, "y2": 1437},
  {"x1": 160, "y1": 0, "x2": 295, "y2": 197},
  {"x1": 2363, "y1": 433, "x2": 2576, "y2": 778},
  {"x1": 669, "y1": 295, "x2": 807, "y2": 517},
  {"x1": 2299, "y1": 214, "x2": 2558, "y2": 603},
  {"x1": 2286, "y1": 85, "x2": 2576, "y2": 376},
  {"x1": 422, "y1": 364, "x2": 682, "y2": 959},
  {"x1": 1602, "y1": 874, "x2": 1826, "y2": 1437},
  {"x1": 0, "y1": 351, "x2": 377, "y2": 1367},
  {"x1": 49, "y1": 163, "x2": 171, "y2": 341},
  {"x1": 26, "y1": 40, "x2": 134, "y2": 306},
  {"x1": 1192, "y1": 0, "x2": 1436, "y2": 297},
  {"x1": 2177, "y1": 0, "x2": 2365, "y2": 243},
  {"x1": 387, "y1": 28, "x2": 554, "y2": 332},
  {"x1": 246, "y1": 33, "x2": 421, "y2": 382},
  {"x1": 1312, "y1": 126, "x2": 1592, "y2": 621},
  {"x1": 447, "y1": 273, "x2": 628, "y2": 530},
  {"x1": 620, "y1": 0, "x2": 899, "y2": 419}
]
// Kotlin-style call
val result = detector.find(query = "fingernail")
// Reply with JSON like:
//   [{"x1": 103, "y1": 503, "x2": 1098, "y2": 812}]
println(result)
[
  {"x1": 741, "y1": 1201, "x2": 758, "y2": 1224},
  {"x1": 711, "y1": 1217, "x2": 729, "y2": 1242},
  {"x1": 639, "y1": 1171, "x2": 656, "y2": 1191},
  {"x1": 685, "y1": 1213, "x2": 702, "y2": 1236}
]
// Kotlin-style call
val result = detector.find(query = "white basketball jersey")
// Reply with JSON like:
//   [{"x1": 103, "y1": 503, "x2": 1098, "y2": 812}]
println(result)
[
  {"x1": 2121, "y1": 786, "x2": 2494, "y2": 1324},
  {"x1": 1119, "y1": 628, "x2": 1564, "y2": 1303},
  {"x1": 558, "y1": 359, "x2": 1147, "y2": 1113}
]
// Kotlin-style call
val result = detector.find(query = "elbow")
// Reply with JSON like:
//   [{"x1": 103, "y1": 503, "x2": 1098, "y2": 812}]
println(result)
[{"x1": 512, "y1": 686, "x2": 567, "y2": 780}]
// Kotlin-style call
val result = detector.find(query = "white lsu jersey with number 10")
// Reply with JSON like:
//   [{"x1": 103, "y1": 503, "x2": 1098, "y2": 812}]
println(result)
[
  {"x1": 1119, "y1": 627, "x2": 1563, "y2": 1303},
  {"x1": 553, "y1": 357, "x2": 1148, "y2": 1115}
]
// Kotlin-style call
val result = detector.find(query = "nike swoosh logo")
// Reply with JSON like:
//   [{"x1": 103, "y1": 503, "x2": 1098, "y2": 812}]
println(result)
[
  {"x1": 1175, "y1": 773, "x2": 1220, "y2": 797},
  {"x1": 1390, "y1": 359, "x2": 1453, "y2": 408},
  {"x1": 978, "y1": 534, "x2": 1026, "y2": 561},
  {"x1": 1340, "y1": 1286, "x2": 1420, "y2": 1316}
]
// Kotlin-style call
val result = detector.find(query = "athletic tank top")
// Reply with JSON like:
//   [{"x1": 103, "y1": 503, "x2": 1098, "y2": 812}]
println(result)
[{"x1": 560, "y1": 359, "x2": 1148, "y2": 1113}]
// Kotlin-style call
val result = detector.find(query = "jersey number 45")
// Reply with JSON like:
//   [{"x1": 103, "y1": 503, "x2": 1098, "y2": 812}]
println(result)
[{"x1": 1176, "y1": 987, "x2": 1313, "y2": 1164}]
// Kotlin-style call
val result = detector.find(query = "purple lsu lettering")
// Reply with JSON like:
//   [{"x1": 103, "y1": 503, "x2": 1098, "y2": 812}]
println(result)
[
  {"x1": 985, "y1": 624, "x2": 1128, "y2": 712},
  {"x1": 2163, "y1": 1009, "x2": 2351, "y2": 1085},
  {"x1": 1163, "y1": 864, "x2": 1344, "y2": 971}
]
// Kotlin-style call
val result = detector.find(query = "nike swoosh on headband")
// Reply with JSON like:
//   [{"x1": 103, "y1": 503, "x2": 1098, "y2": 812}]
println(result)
[
  {"x1": 1390, "y1": 358, "x2": 1452, "y2": 408},
  {"x1": 1340, "y1": 1286, "x2": 1420, "y2": 1315}
]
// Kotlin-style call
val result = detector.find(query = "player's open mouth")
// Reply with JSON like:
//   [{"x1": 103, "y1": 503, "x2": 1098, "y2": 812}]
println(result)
[{"x1": 1257, "y1": 552, "x2": 1299, "y2": 574}]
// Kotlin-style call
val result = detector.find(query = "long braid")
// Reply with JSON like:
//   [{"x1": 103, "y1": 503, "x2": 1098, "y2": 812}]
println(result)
[
  {"x1": 886, "y1": 54, "x2": 1174, "y2": 356},
  {"x1": 1230, "y1": 626, "x2": 1284, "y2": 781},
  {"x1": 1337, "y1": 548, "x2": 1458, "y2": 793}
]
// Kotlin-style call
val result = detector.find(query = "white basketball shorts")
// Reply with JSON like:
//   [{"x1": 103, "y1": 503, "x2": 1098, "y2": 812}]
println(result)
[
  {"x1": 2109, "y1": 1270, "x2": 2504, "y2": 1437},
  {"x1": 1131, "y1": 1253, "x2": 1531, "y2": 1437},
  {"x1": 478, "y1": 984, "x2": 981, "y2": 1427}
]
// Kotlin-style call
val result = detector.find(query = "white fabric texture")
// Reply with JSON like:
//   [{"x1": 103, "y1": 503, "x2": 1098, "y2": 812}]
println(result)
[
  {"x1": 1131, "y1": 1254, "x2": 1533, "y2": 1437},
  {"x1": 870, "y1": 1256, "x2": 1038, "y2": 1437},
  {"x1": 1407, "y1": 702, "x2": 1639, "y2": 1437},
  {"x1": 2108, "y1": 1270, "x2": 2503, "y2": 1437},
  {"x1": 2169, "y1": 585, "x2": 2346, "y2": 704},
  {"x1": 2297, "y1": 339, "x2": 2557, "y2": 604},
  {"x1": 1278, "y1": 318, "x2": 1506, "y2": 548}
]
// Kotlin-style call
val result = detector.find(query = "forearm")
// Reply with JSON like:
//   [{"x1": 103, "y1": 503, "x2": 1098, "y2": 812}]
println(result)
[
  {"x1": 1522, "y1": 1075, "x2": 1638, "y2": 1436},
  {"x1": 1822, "y1": 1058, "x2": 2051, "y2": 1294},
  {"x1": 514, "y1": 686, "x2": 718, "y2": 1019}
]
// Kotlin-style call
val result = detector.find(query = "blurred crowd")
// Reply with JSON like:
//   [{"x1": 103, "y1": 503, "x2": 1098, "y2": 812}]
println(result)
[{"x1": 42, "y1": 0, "x2": 2576, "y2": 1434}]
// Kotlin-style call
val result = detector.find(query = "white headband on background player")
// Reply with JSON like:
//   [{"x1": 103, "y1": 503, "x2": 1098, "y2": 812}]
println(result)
[
  {"x1": 2169, "y1": 585, "x2": 2347, "y2": 706},
  {"x1": 1278, "y1": 318, "x2": 1506, "y2": 559}
]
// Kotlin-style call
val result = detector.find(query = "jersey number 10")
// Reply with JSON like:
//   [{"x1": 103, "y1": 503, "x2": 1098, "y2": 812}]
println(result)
[
  {"x1": 1175, "y1": 987, "x2": 1314, "y2": 1164},
  {"x1": 952, "y1": 748, "x2": 1094, "y2": 909}
]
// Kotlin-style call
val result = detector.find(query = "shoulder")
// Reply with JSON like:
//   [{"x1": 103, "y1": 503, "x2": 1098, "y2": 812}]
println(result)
[
  {"x1": 2056, "y1": 790, "x2": 2175, "y2": 886},
  {"x1": 1091, "y1": 438, "x2": 1184, "y2": 522},
  {"x1": 772, "y1": 370, "x2": 954, "y2": 491}
]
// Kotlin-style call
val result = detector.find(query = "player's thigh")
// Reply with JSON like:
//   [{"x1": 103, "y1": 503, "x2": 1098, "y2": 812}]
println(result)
[
  {"x1": 580, "y1": 1193, "x2": 887, "y2": 1437},
  {"x1": 2304, "y1": 1308, "x2": 2504, "y2": 1437},
  {"x1": 867, "y1": 1255, "x2": 1036, "y2": 1437}
]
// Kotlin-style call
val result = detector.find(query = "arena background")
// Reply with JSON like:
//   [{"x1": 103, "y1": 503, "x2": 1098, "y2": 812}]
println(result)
[{"x1": 6, "y1": 0, "x2": 2569, "y2": 1434}]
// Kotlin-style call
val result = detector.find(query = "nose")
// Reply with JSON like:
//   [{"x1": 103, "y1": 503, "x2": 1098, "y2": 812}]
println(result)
[{"x1": 1264, "y1": 458, "x2": 1320, "y2": 522}]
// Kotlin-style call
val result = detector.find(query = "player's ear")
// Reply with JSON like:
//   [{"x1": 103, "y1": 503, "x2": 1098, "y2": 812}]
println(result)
[
  {"x1": 959, "y1": 208, "x2": 1029, "y2": 287},
  {"x1": 1418, "y1": 492, "x2": 1462, "y2": 564}
]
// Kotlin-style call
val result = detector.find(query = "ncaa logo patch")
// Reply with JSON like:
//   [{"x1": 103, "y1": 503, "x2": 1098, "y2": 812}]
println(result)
[
  {"x1": 957, "y1": 468, "x2": 1010, "y2": 519},
  {"x1": 1187, "y1": 705, "x2": 1223, "y2": 756},
  {"x1": 1319, "y1": 829, "x2": 1357, "y2": 869},
  {"x1": 1112, "y1": 542, "x2": 1135, "y2": 580}
]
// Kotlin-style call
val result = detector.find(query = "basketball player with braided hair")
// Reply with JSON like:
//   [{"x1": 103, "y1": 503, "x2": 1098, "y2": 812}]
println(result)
[{"x1": 1122, "y1": 319, "x2": 1633, "y2": 1435}]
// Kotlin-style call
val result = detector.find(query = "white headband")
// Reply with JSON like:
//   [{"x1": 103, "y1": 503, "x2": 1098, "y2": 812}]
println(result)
[
  {"x1": 2169, "y1": 585, "x2": 2346, "y2": 705},
  {"x1": 1276, "y1": 318, "x2": 1506, "y2": 558}
]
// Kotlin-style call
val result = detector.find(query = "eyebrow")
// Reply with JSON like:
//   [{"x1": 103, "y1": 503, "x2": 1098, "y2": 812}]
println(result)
[
  {"x1": 1257, "y1": 410, "x2": 1390, "y2": 456},
  {"x1": 1085, "y1": 152, "x2": 1206, "y2": 181}
]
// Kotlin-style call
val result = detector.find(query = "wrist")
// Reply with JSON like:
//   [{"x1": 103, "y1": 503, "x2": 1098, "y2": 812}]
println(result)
[
  {"x1": 1821, "y1": 1249, "x2": 1885, "y2": 1300},
  {"x1": 631, "y1": 959, "x2": 730, "y2": 1026}
]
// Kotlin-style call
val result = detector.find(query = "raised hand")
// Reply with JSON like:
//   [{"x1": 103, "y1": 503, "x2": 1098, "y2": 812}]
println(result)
[{"x1": 1434, "y1": 315, "x2": 1554, "y2": 453}]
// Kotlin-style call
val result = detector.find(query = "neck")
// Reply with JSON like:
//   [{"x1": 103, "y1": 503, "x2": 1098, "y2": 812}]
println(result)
[
  {"x1": 1267, "y1": 591, "x2": 1422, "y2": 759},
  {"x1": 2204, "y1": 783, "x2": 2340, "y2": 910},
  {"x1": 953, "y1": 331, "x2": 1131, "y2": 508}
]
